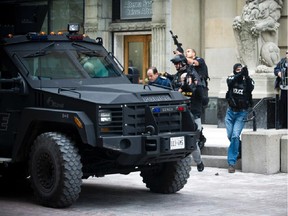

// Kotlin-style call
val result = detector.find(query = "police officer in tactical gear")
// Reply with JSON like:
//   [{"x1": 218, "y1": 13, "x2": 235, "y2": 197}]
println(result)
[
  {"x1": 185, "y1": 48, "x2": 209, "y2": 149},
  {"x1": 225, "y1": 63, "x2": 254, "y2": 173},
  {"x1": 185, "y1": 48, "x2": 209, "y2": 88},
  {"x1": 170, "y1": 54, "x2": 200, "y2": 89},
  {"x1": 170, "y1": 54, "x2": 204, "y2": 172},
  {"x1": 274, "y1": 51, "x2": 288, "y2": 129}
]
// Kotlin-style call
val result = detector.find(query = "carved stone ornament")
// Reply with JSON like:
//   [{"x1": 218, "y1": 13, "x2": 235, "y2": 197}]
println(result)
[
  {"x1": 109, "y1": 22, "x2": 151, "y2": 31},
  {"x1": 233, "y1": 0, "x2": 283, "y2": 72},
  {"x1": 84, "y1": 23, "x2": 98, "y2": 33}
]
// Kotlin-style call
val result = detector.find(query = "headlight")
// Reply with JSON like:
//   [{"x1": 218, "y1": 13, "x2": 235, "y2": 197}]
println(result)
[{"x1": 99, "y1": 110, "x2": 112, "y2": 125}]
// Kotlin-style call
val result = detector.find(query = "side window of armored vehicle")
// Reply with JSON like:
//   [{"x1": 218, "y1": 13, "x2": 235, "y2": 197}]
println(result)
[
  {"x1": 77, "y1": 51, "x2": 121, "y2": 78},
  {"x1": 23, "y1": 51, "x2": 85, "y2": 80},
  {"x1": 84, "y1": 57, "x2": 109, "y2": 78},
  {"x1": 101, "y1": 55, "x2": 123, "y2": 77},
  {"x1": 0, "y1": 51, "x2": 19, "y2": 89}
]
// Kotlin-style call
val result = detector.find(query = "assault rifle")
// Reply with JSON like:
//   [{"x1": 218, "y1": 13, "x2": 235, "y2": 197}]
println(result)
[{"x1": 170, "y1": 30, "x2": 183, "y2": 54}]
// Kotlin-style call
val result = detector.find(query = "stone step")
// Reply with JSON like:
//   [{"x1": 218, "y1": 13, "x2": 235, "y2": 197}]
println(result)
[
  {"x1": 192, "y1": 155, "x2": 242, "y2": 170},
  {"x1": 201, "y1": 146, "x2": 228, "y2": 156},
  {"x1": 192, "y1": 145, "x2": 242, "y2": 170}
]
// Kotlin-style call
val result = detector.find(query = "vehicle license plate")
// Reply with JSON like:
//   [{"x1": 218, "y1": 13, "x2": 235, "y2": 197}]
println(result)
[{"x1": 170, "y1": 136, "x2": 185, "y2": 150}]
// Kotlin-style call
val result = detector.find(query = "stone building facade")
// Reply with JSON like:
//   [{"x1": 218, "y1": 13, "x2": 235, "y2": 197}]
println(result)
[
  {"x1": 84, "y1": 0, "x2": 287, "y2": 127},
  {"x1": 0, "y1": 0, "x2": 287, "y2": 126}
]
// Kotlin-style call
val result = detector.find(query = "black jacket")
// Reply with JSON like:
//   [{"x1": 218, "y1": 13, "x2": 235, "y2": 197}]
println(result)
[
  {"x1": 172, "y1": 65, "x2": 203, "y2": 118},
  {"x1": 274, "y1": 57, "x2": 287, "y2": 89},
  {"x1": 226, "y1": 67, "x2": 254, "y2": 109}
]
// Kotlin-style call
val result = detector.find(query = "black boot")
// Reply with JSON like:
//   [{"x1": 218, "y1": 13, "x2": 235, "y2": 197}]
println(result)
[
  {"x1": 197, "y1": 161, "x2": 204, "y2": 172},
  {"x1": 198, "y1": 127, "x2": 206, "y2": 150}
]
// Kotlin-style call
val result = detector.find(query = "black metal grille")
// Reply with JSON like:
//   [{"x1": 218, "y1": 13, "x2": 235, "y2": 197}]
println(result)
[
  {"x1": 153, "y1": 111, "x2": 182, "y2": 133},
  {"x1": 124, "y1": 105, "x2": 146, "y2": 135},
  {"x1": 99, "y1": 102, "x2": 184, "y2": 136}
]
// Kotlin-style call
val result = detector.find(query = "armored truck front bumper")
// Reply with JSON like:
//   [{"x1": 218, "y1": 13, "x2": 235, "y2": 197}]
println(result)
[{"x1": 100, "y1": 131, "x2": 198, "y2": 165}]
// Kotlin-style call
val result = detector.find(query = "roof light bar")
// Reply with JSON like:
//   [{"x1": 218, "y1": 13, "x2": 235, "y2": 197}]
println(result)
[{"x1": 26, "y1": 32, "x2": 48, "y2": 41}]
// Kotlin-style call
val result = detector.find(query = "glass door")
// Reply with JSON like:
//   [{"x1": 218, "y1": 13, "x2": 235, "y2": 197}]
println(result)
[{"x1": 124, "y1": 35, "x2": 151, "y2": 83}]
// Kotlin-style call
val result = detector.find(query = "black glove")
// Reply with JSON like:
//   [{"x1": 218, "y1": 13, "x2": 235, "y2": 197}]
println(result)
[
  {"x1": 163, "y1": 72, "x2": 174, "y2": 81},
  {"x1": 241, "y1": 66, "x2": 249, "y2": 77}
]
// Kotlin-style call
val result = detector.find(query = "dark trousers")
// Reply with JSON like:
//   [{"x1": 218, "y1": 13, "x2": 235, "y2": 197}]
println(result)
[{"x1": 277, "y1": 90, "x2": 287, "y2": 129}]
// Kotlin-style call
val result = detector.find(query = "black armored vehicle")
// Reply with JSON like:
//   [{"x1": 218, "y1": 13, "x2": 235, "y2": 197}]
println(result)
[{"x1": 0, "y1": 24, "x2": 198, "y2": 208}]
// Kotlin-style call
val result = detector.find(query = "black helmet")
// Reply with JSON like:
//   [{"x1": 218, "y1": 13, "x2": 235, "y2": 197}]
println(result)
[{"x1": 170, "y1": 54, "x2": 187, "y2": 65}]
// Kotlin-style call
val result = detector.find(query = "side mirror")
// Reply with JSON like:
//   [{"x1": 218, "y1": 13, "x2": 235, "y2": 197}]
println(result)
[
  {"x1": 18, "y1": 74, "x2": 29, "y2": 95},
  {"x1": 0, "y1": 73, "x2": 28, "y2": 95}
]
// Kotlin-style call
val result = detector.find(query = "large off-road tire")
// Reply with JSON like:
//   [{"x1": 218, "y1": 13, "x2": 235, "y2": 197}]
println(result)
[
  {"x1": 140, "y1": 155, "x2": 192, "y2": 194},
  {"x1": 29, "y1": 132, "x2": 83, "y2": 208}
]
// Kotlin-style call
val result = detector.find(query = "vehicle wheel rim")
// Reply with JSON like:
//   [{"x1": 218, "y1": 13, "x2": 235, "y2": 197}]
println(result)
[{"x1": 36, "y1": 152, "x2": 55, "y2": 191}]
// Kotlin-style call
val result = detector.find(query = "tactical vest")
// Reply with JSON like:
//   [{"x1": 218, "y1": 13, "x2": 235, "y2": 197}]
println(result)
[{"x1": 226, "y1": 80, "x2": 252, "y2": 109}]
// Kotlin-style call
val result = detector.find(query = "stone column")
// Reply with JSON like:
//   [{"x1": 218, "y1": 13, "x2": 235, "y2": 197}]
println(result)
[
  {"x1": 84, "y1": 0, "x2": 99, "y2": 39},
  {"x1": 151, "y1": 0, "x2": 169, "y2": 73},
  {"x1": 84, "y1": 0, "x2": 112, "y2": 50},
  {"x1": 151, "y1": 23, "x2": 166, "y2": 73}
]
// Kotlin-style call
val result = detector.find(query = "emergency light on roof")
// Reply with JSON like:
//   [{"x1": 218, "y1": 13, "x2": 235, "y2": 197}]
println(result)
[
  {"x1": 67, "y1": 23, "x2": 85, "y2": 40},
  {"x1": 68, "y1": 23, "x2": 80, "y2": 34},
  {"x1": 68, "y1": 34, "x2": 84, "y2": 41},
  {"x1": 26, "y1": 32, "x2": 48, "y2": 40}
]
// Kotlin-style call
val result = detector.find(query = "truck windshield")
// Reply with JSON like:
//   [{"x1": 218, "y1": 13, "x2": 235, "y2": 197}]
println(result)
[{"x1": 20, "y1": 50, "x2": 121, "y2": 80}]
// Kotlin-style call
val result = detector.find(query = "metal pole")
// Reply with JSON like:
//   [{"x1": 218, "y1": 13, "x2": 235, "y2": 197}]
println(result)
[{"x1": 252, "y1": 110, "x2": 256, "y2": 131}]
